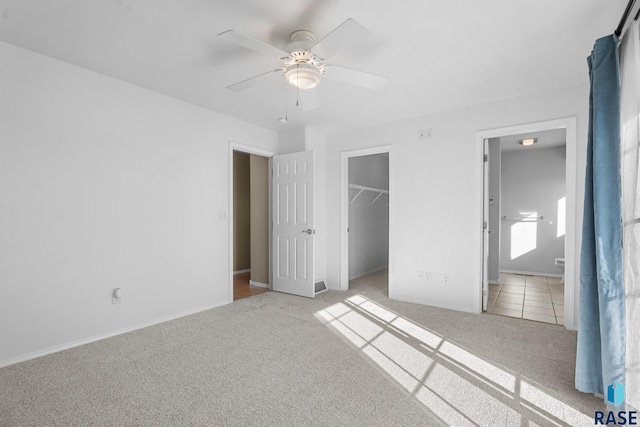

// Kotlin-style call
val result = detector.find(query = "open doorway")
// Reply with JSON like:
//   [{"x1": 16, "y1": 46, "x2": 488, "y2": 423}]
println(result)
[
  {"x1": 477, "y1": 117, "x2": 577, "y2": 329},
  {"x1": 340, "y1": 146, "x2": 392, "y2": 296},
  {"x1": 229, "y1": 143, "x2": 273, "y2": 302},
  {"x1": 485, "y1": 130, "x2": 566, "y2": 325}
]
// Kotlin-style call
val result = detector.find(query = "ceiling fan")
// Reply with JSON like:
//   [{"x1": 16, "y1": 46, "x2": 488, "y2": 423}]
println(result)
[{"x1": 218, "y1": 18, "x2": 388, "y2": 108}]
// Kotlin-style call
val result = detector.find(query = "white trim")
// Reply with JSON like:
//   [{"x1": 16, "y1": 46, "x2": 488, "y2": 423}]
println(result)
[
  {"x1": 233, "y1": 269, "x2": 251, "y2": 275},
  {"x1": 500, "y1": 269, "x2": 563, "y2": 278},
  {"x1": 229, "y1": 141, "x2": 275, "y2": 304},
  {"x1": 0, "y1": 301, "x2": 227, "y2": 369},
  {"x1": 475, "y1": 117, "x2": 577, "y2": 330},
  {"x1": 249, "y1": 280, "x2": 269, "y2": 288},
  {"x1": 340, "y1": 145, "x2": 394, "y2": 294},
  {"x1": 230, "y1": 142, "x2": 274, "y2": 158},
  {"x1": 349, "y1": 265, "x2": 389, "y2": 281},
  {"x1": 393, "y1": 295, "x2": 476, "y2": 314}
]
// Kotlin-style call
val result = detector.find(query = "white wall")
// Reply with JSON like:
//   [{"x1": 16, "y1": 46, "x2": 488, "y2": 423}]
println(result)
[
  {"x1": 499, "y1": 146, "x2": 566, "y2": 276},
  {"x1": 349, "y1": 154, "x2": 389, "y2": 279},
  {"x1": 324, "y1": 84, "x2": 587, "y2": 318},
  {"x1": 278, "y1": 128, "x2": 306, "y2": 154},
  {"x1": 0, "y1": 42, "x2": 278, "y2": 367}
]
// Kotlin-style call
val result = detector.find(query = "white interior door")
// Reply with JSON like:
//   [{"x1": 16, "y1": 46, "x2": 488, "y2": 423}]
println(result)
[
  {"x1": 272, "y1": 150, "x2": 315, "y2": 298},
  {"x1": 482, "y1": 139, "x2": 490, "y2": 311}
]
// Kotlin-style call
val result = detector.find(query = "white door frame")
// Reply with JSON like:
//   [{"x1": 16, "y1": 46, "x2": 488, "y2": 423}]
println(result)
[
  {"x1": 474, "y1": 117, "x2": 578, "y2": 330},
  {"x1": 482, "y1": 138, "x2": 490, "y2": 312},
  {"x1": 228, "y1": 141, "x2": 275, "y2": 304},
  {"x1": 340, "y1": 145, "x2": 394, "y2": 292}
]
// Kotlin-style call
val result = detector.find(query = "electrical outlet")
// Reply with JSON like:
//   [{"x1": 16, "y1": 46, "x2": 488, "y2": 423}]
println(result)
[
  {"x1": 417, "y1": 271, "x2": 424, "y2": 281},
  {"x1": 419, "y1": 128, "x2": 433, "y2": 139},
  {"x1": 218, "y1": 210, "x2": 228, "y2": 221},
  {"x1": 425, "y1": 272, "x2": 432, "y2": 282},
  {"x1": 443, "y1": 274, "x2": 450, "y2": 284}
]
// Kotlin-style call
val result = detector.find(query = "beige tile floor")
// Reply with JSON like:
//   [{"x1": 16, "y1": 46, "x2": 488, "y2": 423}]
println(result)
[{"x1": 487, "y1": 273, "x2": 564, "y2": 325}]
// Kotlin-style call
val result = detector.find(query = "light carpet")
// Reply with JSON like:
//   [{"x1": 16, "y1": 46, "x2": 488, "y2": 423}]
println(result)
[{"x1": 0, "y1": 269, "x2": 603, "y2": 426}]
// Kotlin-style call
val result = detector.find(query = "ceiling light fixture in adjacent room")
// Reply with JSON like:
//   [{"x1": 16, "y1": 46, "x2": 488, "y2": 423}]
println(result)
[{"x1": 518, "y1": 138, "x2": 538, "y2": 146}]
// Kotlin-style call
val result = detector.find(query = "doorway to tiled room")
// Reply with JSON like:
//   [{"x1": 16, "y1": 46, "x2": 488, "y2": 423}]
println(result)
[
  {"x1": 487, "y1": 273, "x2": 564, "y2": 324},
  {"x1": 484, "y1": 129, "x2": 567, "y2": 324},
  {"x1": 479, "y1": 118, "x2": 576, "y2": 327}
]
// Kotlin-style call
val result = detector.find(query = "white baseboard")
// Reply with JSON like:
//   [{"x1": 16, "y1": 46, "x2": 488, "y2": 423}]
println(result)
[
  {"x1": 0, "y1": 301, "x2": 228, "y2": 369},
  {"x1": 500, "y1": 269, "x2": 562, "y2": 278},
  {"x1": 249, "y1": 280, "x2": 269, "y2": 288},
  {"x1": 233, "y1": 269, "x2": 250, "y2": 275},
  {"x1": 349, "y1": 265, "x2": 389, "y2": 281},
  {"x1": 392, "y1": 293, "x2": 476, "y2": 314},
  {"x1": 489, "y1": 279, "x2": 501, "y2": 285}
]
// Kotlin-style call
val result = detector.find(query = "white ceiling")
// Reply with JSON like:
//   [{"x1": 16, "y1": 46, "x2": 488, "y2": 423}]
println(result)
[{"x1": 0, "y1": 0, "x2": 626, "y2": 134}]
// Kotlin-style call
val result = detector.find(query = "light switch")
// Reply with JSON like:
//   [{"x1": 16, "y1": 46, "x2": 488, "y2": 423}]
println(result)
[{"x1": 112, "y1": 288, "x2": 122, "y2": 304}]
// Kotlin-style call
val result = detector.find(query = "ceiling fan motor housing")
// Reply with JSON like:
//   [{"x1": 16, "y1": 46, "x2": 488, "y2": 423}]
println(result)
[
  {"x1": 283, "y1": 31, "x2": 324, "y2": 90},
  {"x1": 289, "y1": 30, "x2": 316, "y2": 46}
]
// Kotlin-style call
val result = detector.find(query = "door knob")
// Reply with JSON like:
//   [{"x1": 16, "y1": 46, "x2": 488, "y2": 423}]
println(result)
[{"x1": 302, "y1": 229, "x2": 315, "y2": 234}]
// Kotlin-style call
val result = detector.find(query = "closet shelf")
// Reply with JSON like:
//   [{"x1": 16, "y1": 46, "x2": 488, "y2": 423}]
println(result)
[{"x1": 349, "y1": 184, "x2": 389, "y2": 206}]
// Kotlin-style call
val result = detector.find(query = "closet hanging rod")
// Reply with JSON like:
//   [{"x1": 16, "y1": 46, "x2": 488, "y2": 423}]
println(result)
[
  {"x1": 502, "y1": 215, "x2": 544, "y2": 221},
  {"x1": 349, "y1": 183, "x2": 389, "y2": 205},
  {"x1": 349, "y1": 184, "x2": 389, "y2": 193}
]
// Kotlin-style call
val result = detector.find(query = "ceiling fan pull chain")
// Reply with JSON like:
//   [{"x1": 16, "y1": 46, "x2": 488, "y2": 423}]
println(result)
[
  {"x1": 285, "y1": 78, "x2": 289, "y2": 121},
  {"x1": 296, "y1": 65, "x2": 300, "y2": 107}
]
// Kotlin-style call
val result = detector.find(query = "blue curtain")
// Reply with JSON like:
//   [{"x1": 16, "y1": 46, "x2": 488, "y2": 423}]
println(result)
[{"x1": 575, "y1": 34, "x2": 626, "y2": 400}]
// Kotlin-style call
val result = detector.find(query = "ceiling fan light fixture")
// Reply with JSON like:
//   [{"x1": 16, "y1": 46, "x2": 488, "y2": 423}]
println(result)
[{"x1": 285, "y1": 64, "x2": 321, "y2": 89}]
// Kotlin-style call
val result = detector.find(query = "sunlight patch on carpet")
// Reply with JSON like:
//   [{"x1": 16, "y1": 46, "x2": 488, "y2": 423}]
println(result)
[{"x1": 315, "y1": 295, "x2": 594, "y2": 426}]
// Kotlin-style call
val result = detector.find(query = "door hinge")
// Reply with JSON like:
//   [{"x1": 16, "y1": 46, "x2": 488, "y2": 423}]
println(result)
[
  {"x1": 483, "y1": 154, "x2": 488, "y2": 162},
  {"x1": 483, "y1": 221, "x2": 488, "y2": 230}
]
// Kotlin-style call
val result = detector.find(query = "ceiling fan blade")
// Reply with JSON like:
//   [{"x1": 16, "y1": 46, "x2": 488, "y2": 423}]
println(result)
[
  {"x1": 226, "y1": 69, "x2": 283, "y2": 92},
  {"x1": 299, "y1": 87, "x2": 319, "y2": 111},
  {"x1": 218, "y1": 30, "x2": 290, "y2": 59},
  {"x1": 310, "y1": 18, "x2": 369, "y2": 60},
  {"x1": 323, "y1": 65, "x2": 388, "y2": 91}
]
